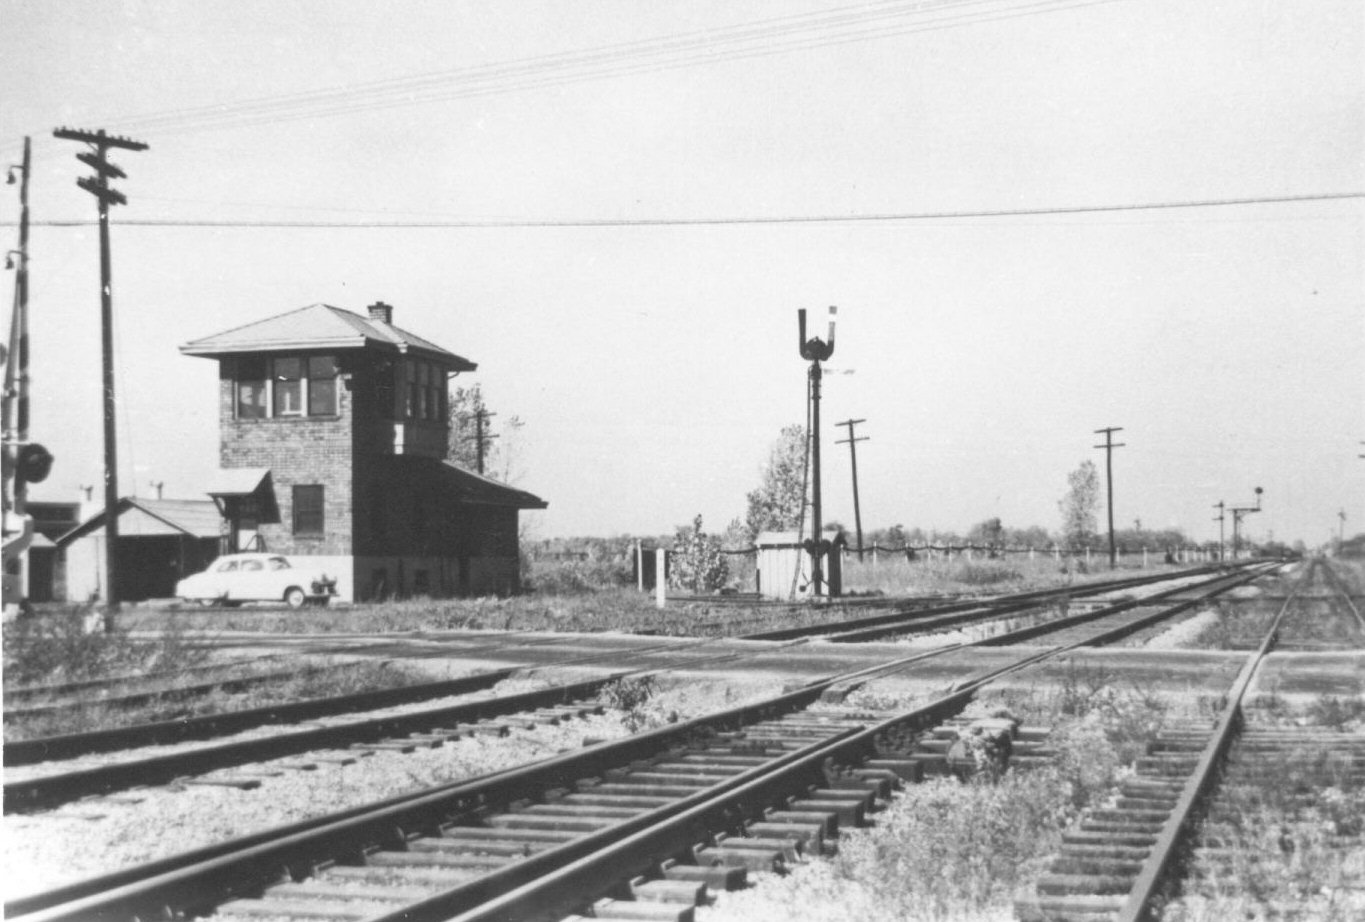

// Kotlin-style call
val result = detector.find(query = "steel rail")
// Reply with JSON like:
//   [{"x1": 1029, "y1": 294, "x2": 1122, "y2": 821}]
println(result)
[
  {"x1": 5, "y1": 666, "x2": 914, "y2": 921},
  {"x1": 1113, "y1": 562, "x2": 1304, "y2": 922},
  {"x1": 3, "y1": 633, "x2": 719, "y2": 767},
  {"x1": 1317, "y1": 556, "x2": 1365, "y2": 633},
  {"x1": 3, "y1": 668, "x2": 517, "y2": 767},
  {"x1": 743, "y1": 563, "x2": 1246, "y2": 642},
  {"x1": 829, "y1": 561, "x2": 1272, "y2": 646},
  {"x1": 2, "y1": 661, "x2": 385, "y2": 720},
  {"x1": 10, "y1": 563, "x2": 1286, "y2": 921},
  {"x1": 438, "y1": 566, "x2": 1284, "y2": 922},
  {"x1": 2, "y1": 651, "x2": 303, "y2": 702},
  {"x1": 975, "y1": 562, "x2": 1277, "y2": 647},
  {"x1": 2, "y1": 635, "x2": 815, "y2": 813},
  {"x1": 401, "y1": 694, "x2": 974, "y2": 922},
  {"x1": 2, "y1": 671, "x2": 616, "y2": 813}
]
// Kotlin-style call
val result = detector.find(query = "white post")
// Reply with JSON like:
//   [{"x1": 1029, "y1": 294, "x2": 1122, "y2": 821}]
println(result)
[
  {"x1": 1086, "y1": 546, "x2": 1092, "y2": 565},
  {"x1": 1143, "y1": 547, "x2": 1149, "y2": 568},
  {"x1": 636, "y1": 540, "x2": 643, "y2": 592},
  {"x1": 655, "y1": 547, "x2": 666, "y2": 609}
]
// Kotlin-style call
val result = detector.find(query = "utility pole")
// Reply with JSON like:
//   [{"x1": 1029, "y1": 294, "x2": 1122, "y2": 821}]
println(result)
[
  {"x1": 54, "y1": 127, "x2": 147, "y2": 629},
  {"x1": 798, "y1": 307, "x2": 836, "y2": 597},
  {"x1": 1093, "y1": 426, "x2": 1125, "y2": 568},
  {"x1": 471, "y1": 408, "x2": 498, "y2": 475},
  {"x1": 1213, "y1": 501, "x2": 1226, "y2": 563},
  {"x1": 835, "y1": 418, "x2": 867, "y2": 560}
]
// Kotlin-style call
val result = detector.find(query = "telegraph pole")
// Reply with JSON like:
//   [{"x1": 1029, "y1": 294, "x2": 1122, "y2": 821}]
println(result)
[
  {"x1": 472, "y1": 408, "x2": 498, "y2": 475},
  {"x1": 835, "y1": 418, "x2": 867, "y2": 560},
  {"x1": 54, "y1": 127, "x2": 147, "y2": 627},
  {"x1": 1094, "y1": 426, "x2": 1125, "y2": 568},
  {"x1": 798, "y1": 307, "x2": 836, "y2": 597},
  {"x1": 1212, "y1": 501, "x2": 1226, "y2": 563}
]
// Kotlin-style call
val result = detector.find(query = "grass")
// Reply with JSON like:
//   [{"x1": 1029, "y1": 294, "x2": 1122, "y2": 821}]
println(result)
[
  {"x1": 2, "y1": 611, "x2": 214, "y2": 688},
  {"x1": 707, "y1": 680, "x2": 1185, "y2": 922},
  {"x1": 1163, "y1": 733, "x2": 1365, "y2": 921},
  {"x1": 2, "y1": 626, "x2": 434, "y2": 741},
  {"x1": 840, "y1": 552, "x2": 1173, "y2": 598}
]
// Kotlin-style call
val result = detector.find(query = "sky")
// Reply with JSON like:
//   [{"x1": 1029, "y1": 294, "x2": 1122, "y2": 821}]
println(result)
[{"x1": 1, "y1": 0, "x2": 1361, "y2": 547}]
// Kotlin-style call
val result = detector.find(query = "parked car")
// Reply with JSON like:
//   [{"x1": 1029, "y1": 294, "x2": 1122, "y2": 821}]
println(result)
[{"x1": 176, "y1": 553, "x2": 337, "y2": 608}]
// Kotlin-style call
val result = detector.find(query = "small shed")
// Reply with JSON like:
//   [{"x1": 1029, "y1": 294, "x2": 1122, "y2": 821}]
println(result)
[
  {"x1": 754, "y1": 531, "x2": 842, "y2": 600},
  {"x1": 57, "y1": 498, "x2": 222, "y2": 602}
]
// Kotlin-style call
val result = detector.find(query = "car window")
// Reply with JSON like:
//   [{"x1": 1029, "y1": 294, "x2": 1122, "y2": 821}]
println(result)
[
  {"x1": 218, "y1": 560, "x2": 239, "y2": 572},
  {"x1": 242, "y1": 560, "x2": 263, "y2": 571},
  {"x1": 268, "y1": 557, "x2": 291, "y2": 570}
]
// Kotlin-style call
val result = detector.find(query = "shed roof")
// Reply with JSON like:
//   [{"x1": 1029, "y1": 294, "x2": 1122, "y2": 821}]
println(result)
[
  {"x1": 179, "y1": 303, "x2": 476, "y2": 370},
  {"x1": 57, "y1": 498, "x2": 222, "y2": 546},
  {"x1": 437, "y1": 461, "x2": 548, "y2": 509},
  {"x1": 207, "y1": 467, "x2": 271, "y2": 497}
]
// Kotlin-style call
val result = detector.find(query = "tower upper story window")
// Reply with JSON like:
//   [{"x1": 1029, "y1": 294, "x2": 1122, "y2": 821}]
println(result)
[
  {"x1": 401, "y1": 358, "x2": 446, "y2": 422},
  {"x1": 236, "y1": 358, "x2": 268, "y2": 419},
  {"x1": 307, "y1": 356, "x2": 338, "y2": 416},
  {"x1": 273, "y1": 358, "x2": 304, "y2": 416},
  {"x1": 234, "y1": 355, "x2": 339, "y2": 419}
]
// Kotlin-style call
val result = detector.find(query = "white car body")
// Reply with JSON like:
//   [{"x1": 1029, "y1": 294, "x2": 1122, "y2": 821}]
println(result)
[{"x1": 175, "y1": 553, "x2": 336, "y2": 608}]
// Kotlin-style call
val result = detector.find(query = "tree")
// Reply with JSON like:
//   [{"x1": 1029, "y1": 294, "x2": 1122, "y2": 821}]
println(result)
[
  {"x1": 966, "y1": 517, "x2": 1005, "y2": 552},
  {"x1": 447, "y1": 385, "x2": 525, "y2": 482},
  {"x1": 669, "y1": 515, "x2": 729, "y2": 593},
  {"x1": 743, "y1": 424, "x2": 807, "y2": 541},
  {"x1": 1059, "y1": 460, "x2": 1100, "y2": 550}
]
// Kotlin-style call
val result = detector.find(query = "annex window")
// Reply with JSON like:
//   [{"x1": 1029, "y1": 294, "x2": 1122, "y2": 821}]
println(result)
[
  {"x1": 292, "y1": 485, "x2": 324, "y2": 537},
  {"x1": 235, "y1": 358, "x2": 268, "y2": 419}
]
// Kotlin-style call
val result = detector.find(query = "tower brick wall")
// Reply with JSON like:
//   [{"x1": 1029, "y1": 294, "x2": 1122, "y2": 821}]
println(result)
[{"x1": 217, "y1": 362, "x2": 354, "y2": 555}]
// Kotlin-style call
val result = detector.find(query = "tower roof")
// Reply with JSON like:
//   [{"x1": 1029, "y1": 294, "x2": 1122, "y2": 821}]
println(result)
[{"x1": 179, "y1": 303, "x2": 476, "y2": 370}]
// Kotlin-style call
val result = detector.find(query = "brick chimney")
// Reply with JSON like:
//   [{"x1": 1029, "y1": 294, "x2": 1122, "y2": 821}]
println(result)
[{"x1": 367, "y1": 301, "x2": 393, "y2": 325}]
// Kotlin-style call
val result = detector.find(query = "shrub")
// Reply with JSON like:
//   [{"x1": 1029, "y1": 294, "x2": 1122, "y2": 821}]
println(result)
[
  {"x1": 601, "y1": 674, "x2": 677, "y2": 732},
  {"x1": 669, "y1": 515, "x2": 729, "y2": 594}
]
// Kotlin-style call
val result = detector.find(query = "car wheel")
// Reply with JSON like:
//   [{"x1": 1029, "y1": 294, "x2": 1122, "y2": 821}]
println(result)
[{"x1": 284, "y1": 587, "x2": 307, "y2": 609}]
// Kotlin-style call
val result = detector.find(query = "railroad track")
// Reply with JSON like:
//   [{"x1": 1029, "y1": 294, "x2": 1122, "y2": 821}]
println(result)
[
  {"x1": 745, "y1": 562, "x2": 1259, "y2": 643},
  {"x1": 7, "y1": 561, "x2": 1289, "y2": 921},
  {"x1": 3, "y1": 635, "x2": 787, "y2": 813},
  {"x1": 4, "y1": 633, "x2": 731, "y2": 766},
  {"x1": 1014, "y1": 556, "x2": 1364, "y2": 922},
  {"x1": 5, "y1": 564, "x2": 1273, "y2": 816},
  {"x1": 1, "y1": 660, "x2": 397, "y2": 721}
]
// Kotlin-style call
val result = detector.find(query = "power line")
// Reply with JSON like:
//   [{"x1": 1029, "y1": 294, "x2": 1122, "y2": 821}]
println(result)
[
  {"x1": 5, "y1": 0, "x2": 1123, "y2": 145},
  {"x1": 14, "y1": 191, "x2": 1361, "y2": 230}
]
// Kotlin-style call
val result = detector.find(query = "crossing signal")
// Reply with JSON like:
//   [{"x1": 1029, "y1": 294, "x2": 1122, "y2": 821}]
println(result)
[{"x1": 15, "y1": 443, "x2": 52, "y2": 484}]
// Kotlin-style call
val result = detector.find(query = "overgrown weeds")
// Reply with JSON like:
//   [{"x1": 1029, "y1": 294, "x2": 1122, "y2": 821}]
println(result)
[
  {"x1": 4, "y1": 653, "x2": 430, "y2": 741},
  {"x1": 3, "y1": 612, "x2": 213, "y2": 688},
  {"x1": 601, "y1": 674, "x2": 678, "y2": 732}
]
